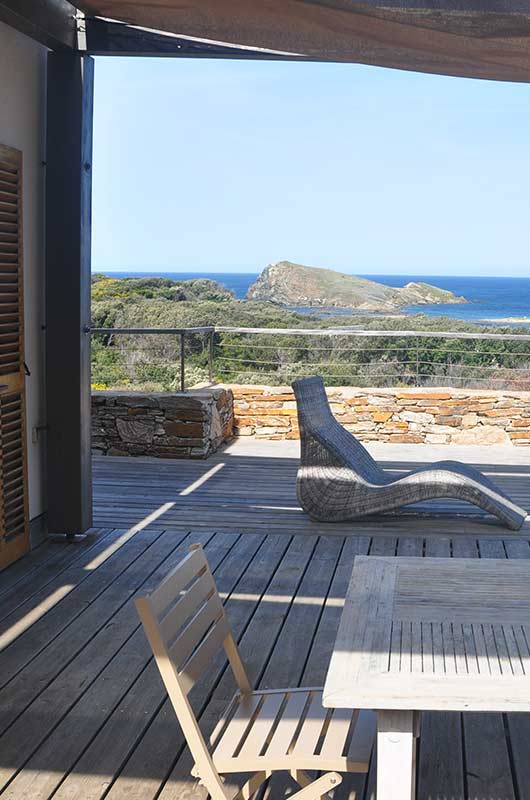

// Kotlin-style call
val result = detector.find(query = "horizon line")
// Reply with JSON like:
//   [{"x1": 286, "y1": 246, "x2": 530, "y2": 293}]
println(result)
[{"x1": 92, "y1": 268, "x2": 530, "y2": 279}]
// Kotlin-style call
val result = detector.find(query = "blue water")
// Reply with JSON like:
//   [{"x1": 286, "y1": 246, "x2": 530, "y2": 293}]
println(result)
[
  {"x1": 100, "y1": 271, "x2": 530, "y2": 325},
  {"x1": 368, "y1": 275, "x2": 530, "y2": 324}
]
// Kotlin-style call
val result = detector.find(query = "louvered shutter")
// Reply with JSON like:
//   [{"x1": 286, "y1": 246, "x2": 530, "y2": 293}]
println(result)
[{"x1": 0, "y1": 144, "x2": 29, "y2": 569}]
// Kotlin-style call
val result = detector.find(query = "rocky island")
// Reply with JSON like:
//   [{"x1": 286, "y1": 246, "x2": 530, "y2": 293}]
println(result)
[{"x1": 247, "y1": 261, "x2": 467, "y2": 311}]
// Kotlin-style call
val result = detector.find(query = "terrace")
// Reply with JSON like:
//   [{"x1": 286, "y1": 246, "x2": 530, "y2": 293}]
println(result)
[
  {"x1": 3, "y1": 322, "x2": 530, "y2": 798},
  {"x1": 3, "y1": 2, "x2": 530, "y2": 798},
  {"x1": 0, "y1": 437, "x2": 529, "y2": 799}
]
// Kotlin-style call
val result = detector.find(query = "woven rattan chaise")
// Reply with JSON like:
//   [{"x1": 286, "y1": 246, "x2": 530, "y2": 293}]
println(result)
[
  {"x1": 136, "y1": 543, "x2": 376, "y2": 800},
  {"x1": 292, "y1": 376, "x2": 527, "y2": 531}
]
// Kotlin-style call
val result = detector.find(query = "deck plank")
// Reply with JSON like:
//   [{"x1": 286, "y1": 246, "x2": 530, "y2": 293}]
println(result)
[
  {"x1": 0, "y1": 529, "x2": 115, "y2": 608},
  {"x1": 0, "y1": 534, "x2": 192, "y2": 728},
  {"x1": 503, "y1": 538, "x2": 530, "y2": 798},
  {"x1": 46, "y1": 534, "x2": 262, "y2": 800},
  {"x1": 306, "y1": 536, "x2": 385, "y2": 800},
  {"x1": 1, "y1": 526, "x2": 529, "y2": 800},
  {"x1": 0, "y1": 530, "x2": 209, "y2": 793},
  {"x1": 92, "y1": 444, "x2": 530, "y2": 539},
  {"x1": 0, "y1": 528, "x2": 165, "y2": 694},
  {"x1": 462, "y1": 537, "x2": 516, "y2": 800},
  {"x1": 416, "y1": 537, "x2": 466, "y2": 800},
  {"x1": 258, "y1": 536, "x2": 347, "y2": 800},
  {"x1": 0, "y1": 528, "x2": 123, "y2": 639},
  {"x1": 1, "y1": 442, "x2": 530, "y2": 799},
  {"x1": 0, "y1": 529, "x2": 111, "y2": 597}
]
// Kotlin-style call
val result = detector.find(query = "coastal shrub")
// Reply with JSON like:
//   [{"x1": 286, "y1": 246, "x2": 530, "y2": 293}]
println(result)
[{"x1": 91, "y1": 276, "x2": 530, "y2": 391}]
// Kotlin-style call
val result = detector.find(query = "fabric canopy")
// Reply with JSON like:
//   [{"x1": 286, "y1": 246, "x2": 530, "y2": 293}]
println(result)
[{"x1": 79, "y1": 0, "x2": 530, "y2": 82}]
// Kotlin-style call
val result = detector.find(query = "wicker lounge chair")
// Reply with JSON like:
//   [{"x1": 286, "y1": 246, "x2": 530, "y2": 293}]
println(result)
[{"x1": 292, "y1": 376, "x2": 527, "y2": 531}]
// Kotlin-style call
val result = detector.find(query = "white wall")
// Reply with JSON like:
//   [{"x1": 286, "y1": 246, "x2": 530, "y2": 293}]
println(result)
[{"x1": 0, "y1": 21, "x2": 47, "y2": 523}]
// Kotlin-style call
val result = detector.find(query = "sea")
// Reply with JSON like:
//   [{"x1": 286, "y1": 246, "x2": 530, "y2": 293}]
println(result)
[{"x1": 100, "y1": 271, "x2": 530, "y2": 326}]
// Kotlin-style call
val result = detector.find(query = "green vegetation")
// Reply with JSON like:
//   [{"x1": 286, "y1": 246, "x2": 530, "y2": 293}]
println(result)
[
  {"x1": 91, "y1": 274, "x2": 530, "y2": 391},
  {"x1": 91, "y1": 274, "x2": 318, "y2": 390}
]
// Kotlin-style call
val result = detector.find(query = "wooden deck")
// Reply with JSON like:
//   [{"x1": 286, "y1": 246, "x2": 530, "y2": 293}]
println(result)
[
  {"x1": 1, "y1": 441, "x2": 530, "y2": 799},
  {"x1": 93, "y1": 438, "x2": 530, "y2": 538}
]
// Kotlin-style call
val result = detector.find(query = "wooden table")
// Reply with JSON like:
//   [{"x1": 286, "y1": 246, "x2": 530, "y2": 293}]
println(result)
[{"x1": 323, "y1": 556, "x2": 530, "y2": 799}]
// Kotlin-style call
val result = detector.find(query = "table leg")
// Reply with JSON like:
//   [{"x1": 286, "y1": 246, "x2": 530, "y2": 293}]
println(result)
[{"x1": 377, "y1": 710, "x2": 416, "y2": 800}]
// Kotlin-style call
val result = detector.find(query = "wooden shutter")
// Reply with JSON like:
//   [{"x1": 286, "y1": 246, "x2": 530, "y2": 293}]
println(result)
[{"x1": 0, "y1": 144, "x2": 29, "y2": 569}]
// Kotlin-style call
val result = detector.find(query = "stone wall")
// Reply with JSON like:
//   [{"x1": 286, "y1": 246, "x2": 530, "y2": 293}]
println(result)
[
  {"x1": 92, "y1": 387, "x2": 233, "y2": 458},
  {"x1": 231, "y1": 385, "x2": 530, "y2": 446}
]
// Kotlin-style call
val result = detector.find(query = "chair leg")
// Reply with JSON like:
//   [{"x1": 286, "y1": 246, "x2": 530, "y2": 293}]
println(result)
[
  {"x1": 232, "y1": 771, "x2": 269, "y2": 800},
  {"x1": 290, "y1": 769, "x2": 312, "y2": 788},
  {"x1": 290, "y1": 772, "x2": 342, "y2": 799}
]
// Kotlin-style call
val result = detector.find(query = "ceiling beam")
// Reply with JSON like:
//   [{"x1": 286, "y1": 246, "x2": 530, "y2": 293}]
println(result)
[
  {"x1": 0, "y1": 0, "x2": 78, "y2": 50},
  {"x1": 85, "y1": 17, "x2": 308, "y2": 59}
]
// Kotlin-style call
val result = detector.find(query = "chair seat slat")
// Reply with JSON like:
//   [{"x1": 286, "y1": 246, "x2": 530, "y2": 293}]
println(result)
[
  {"x1": 292, "y1": 692, "x2": 328, "y2": 757},
  {"x1": 265, "y1": 691, "x2": 310, "y2": 759},
  {"x1": 213, "y1": 693, "x2": 263, "y2": 763},
  {"x1": 320, "y1": 708, "x2": 357, "y2": 759},
  {"x1": 213, "y1": 690, "x2": 373, "y2": 774},
  {"x1": 238, "y1": 692, "x2": 285, "y2": 759}
]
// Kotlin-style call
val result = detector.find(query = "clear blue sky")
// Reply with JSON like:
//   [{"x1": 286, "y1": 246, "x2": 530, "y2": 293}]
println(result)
[{"x1": 92, "y1": 57, "x2": 530, "y2": 277}]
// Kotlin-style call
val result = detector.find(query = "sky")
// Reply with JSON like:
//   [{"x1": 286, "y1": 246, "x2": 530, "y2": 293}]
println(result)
[{"x1": 92, "y1": 57, "x2": 530, "y2": 277}]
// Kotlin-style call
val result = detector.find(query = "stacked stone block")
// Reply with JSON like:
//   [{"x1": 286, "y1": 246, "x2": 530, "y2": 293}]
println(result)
[
  {"x1": 231, "y1": 385, "x2": 530, "y2": 446},
  {"x1": 92, "y1": 387, "x2": 233, "y2": 458}
]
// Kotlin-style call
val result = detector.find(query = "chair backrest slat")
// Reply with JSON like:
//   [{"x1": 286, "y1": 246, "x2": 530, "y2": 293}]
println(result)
[
  {"x1": 177, "y1": 614, "x2": 232, "y2": 694},
  {"x1": 159, "y1": 569, "x2": 216, "y2": 645},
  {"x1": 149, "y1": 546, "x2": 206, "y2": 617},
  {"x1": 169, "y1": 590, "x2": 224, "y2": 671}
]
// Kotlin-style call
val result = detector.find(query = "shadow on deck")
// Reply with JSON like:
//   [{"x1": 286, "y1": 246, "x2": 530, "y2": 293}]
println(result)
[
  {"x1": 0, "y1": 440, "x2": 529, "y2": 798},
  {"x1": 93, "y1": 438, "x2": 530, "y2": 538}
]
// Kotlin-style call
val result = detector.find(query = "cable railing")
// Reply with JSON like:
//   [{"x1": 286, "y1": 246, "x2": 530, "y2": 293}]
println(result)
[
  {"x1": 90, "y1": 325, "x2": 530, "y2": 391},
  {"x1": 216, "y1": 327, "x2": 530, "y2": 390},
  {"x1": 90, "y1": 327, "x2": 215, "y2": 391}
]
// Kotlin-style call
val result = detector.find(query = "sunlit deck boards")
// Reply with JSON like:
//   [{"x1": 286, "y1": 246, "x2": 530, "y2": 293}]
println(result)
[
  {"x1": 1, "y1": 442, "x2": 530, "y2": 799},
  {"x1": 1, "y1": 526, "x2": 530, "y2": 799},
  {"x1": 92, "y1": 439, "x2": 530, "y2": 537}
]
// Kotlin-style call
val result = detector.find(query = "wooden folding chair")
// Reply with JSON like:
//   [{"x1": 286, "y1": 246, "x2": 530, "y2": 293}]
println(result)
[{"x1": 135, "y1": 543, "x2": 375, "y2": 800}]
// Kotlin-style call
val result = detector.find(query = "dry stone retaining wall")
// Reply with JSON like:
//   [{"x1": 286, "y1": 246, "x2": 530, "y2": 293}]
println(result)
[
  {"x1": 230, "y1": 385, "x2": 530, "y2": 446},
  {"x1": 91, "y1": 384, "x2": 530, "y2": 456},
  {"x1": 92, "y1": 387, "x2": 233, "y2": 458}
]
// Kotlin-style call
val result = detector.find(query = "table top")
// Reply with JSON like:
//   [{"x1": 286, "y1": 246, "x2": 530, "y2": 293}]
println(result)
[{"x1": 323, "y1": 556, "x2": 530, "y2": 713}]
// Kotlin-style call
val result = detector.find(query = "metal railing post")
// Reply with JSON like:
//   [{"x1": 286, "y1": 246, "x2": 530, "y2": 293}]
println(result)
[
  {"x1": 208, "y1": 330, "x2": 214, "y2": 383},
  {"x1": 415, "y1": 336, "x2": 420, "y2": 387},
  {"x1": 180, "y1": 332, "x2": 185, "y2": 392}
]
